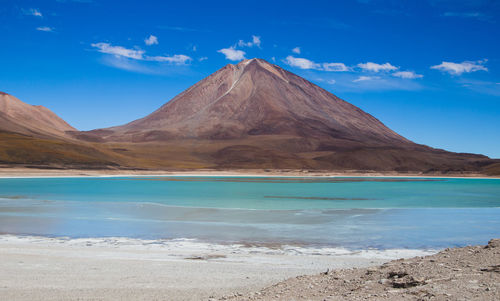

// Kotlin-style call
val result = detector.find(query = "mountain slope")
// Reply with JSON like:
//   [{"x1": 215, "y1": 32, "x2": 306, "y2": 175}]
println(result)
[
  {"x1": 0, "y1": 92, "x2": 121, "y2": 168},
  {"x1": 0, "y1": 92, "x2": 75, "y2": 138}
]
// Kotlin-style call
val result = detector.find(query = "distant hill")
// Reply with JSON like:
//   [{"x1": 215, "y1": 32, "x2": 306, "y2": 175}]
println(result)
[
  {"x1": 0, "y1": 92, "x2": 119, "y2": 169},
  {"x1": 0, "y1": 92, "x2": 75, "y2": 138}
]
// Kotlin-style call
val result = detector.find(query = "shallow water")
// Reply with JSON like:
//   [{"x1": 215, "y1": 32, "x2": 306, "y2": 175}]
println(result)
[{"x1": 0, "y1": 176, "x2": 499, "y2": 249}]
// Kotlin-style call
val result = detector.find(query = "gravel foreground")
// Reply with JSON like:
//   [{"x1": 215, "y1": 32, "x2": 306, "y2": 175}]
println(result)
[{"x1": 220, "y1": 239, "x2": 500, "y2": 301}]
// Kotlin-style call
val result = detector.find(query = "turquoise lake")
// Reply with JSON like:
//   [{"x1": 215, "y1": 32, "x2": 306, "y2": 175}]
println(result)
[{"x1": 0, "y1": 176, "x2": 499, "y2": 249}]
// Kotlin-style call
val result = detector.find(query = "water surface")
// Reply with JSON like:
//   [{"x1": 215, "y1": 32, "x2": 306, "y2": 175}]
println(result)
[{"x1": 0, "y1": 176, "x2": 499, "y2": 249}]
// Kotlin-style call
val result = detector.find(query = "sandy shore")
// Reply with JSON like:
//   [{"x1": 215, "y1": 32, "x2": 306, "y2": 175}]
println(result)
[
  {"x1": 0, "y1": 235, "x2": 434, "y2": 301},
  {"x1": 0, "y1": 167, "x2": 495, "y2": 178},
  {"x1": 224, "y1": 239, "x2": 500, "y2": 301}
]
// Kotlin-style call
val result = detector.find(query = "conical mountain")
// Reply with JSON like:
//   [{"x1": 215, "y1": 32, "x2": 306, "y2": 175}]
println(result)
[
  {"x1": 75, "y1": 59, "x2": 494, "y2": 172},
  {"x1": 0, "y1": 92, "x2": 75, "y2": 138},
  {"x1": 96, "y1": 58, "x2": 409, "y2": 146}
]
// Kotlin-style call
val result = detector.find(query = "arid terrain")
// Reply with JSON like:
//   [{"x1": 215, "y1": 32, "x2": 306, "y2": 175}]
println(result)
[
  {"x1": 221, "y1": 239, "x2": 500, "y2": 301},
  {"x1": 1, "y1": 59, "x2": 499, "y2": 174}
]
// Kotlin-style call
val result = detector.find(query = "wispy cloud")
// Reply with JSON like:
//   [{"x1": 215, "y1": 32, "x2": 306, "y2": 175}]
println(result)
[
  {"x1": 443, "y1": 11, "x2": 483, "y2": 18},
  {"x1": 218, "y1": 47, "x2": 246, "y2": 61},
  {"x1": 147, "y1": 54, "x2": 192, "y2": 64},
  {"x1": 392, "y1": 71, "x2": 423, "y2": 79},
  {"x1": 442, "y1": 11, "x2": 492, "y2": 21},
  {"x1": 431, "y1": 59, "x2": 488, "y2": 75},
  {"x1": 144, "y1": 35, "x2": 158, "y2": 46},
  {"x1": 292, "y1": 47, "x2": 301, "y2": 54},
  {"x1": 343, "y1": 75, "x2": 423, "y2": 92},
  {"x1": 458, "y1": 79, "x2": 500, "y2": 96},
  {"x1": 91, "y1": 42, "x2": 192, "y2": 65},
  {"x1": 357, "y1": 62, "x2": 398, "y2": 72},
  {"x1": 238, "y1": 35, "x2": 261, "y2": 48},
  {"x1": 284, "y1": 56, "x2": 350, "y2": 72},
  {"x1": 285, "y1": 56, "x2": 319, "y2": 69},
  {"x1": 92, "y1": 43, "x2": 145, "y2": 60},
  {"x1": 353, "y1": 75, "x2": 380, "y2": 82},
  {"x1": 315, "y1": 78, "x2": 336, "y2": 85},
  {"x1": 100, "y1": 56, "x2": 153, "y2": 74},
  {"x1": 428, "y1": 0, "x2": 497, "y2": 9},
  {"x1": 36, "y1": 26, "x2": 54, "y2": 32},
  {"x1": 322, "y1": 63, "x2": 350, "y2": 72},
  {"x1": 23, "y1": 8, "x2": 42, "y2": 17},
  {"x1": 315, "y1": 74, "x2": 423, "y2": 92}
]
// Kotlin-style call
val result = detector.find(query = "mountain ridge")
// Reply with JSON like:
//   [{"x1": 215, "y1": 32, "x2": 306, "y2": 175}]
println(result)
[
  {"x1": 1, "y1": 60, "x2": 498, "y2": 174},
  {"x1": 0, "y1": 92, "x2": 75, "y2": 138}
]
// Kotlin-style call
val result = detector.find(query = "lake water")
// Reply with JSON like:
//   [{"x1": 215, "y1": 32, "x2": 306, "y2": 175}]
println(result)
[{"x1": 0, "y1": 176, "x2": 499, "y2": 250}]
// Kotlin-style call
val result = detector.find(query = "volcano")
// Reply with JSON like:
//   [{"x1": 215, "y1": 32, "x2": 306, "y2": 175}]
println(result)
[
  {"x1": 92, "y1": 59, "x2": 408, "y2": 145},
  {"x1": 69, "y1": 58, "x2": 493, "y2": 172}
]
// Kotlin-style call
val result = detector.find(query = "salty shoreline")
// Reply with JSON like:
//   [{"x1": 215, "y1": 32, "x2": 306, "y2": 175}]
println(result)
[
  {"x1": 0, "y1": 235, "x2": 434, "y2": 301},
  {"x1": 0, "y1": 167, "x2": 498, "y2": 179},
  {"x1": 224, "y1": 239, "x2": 500, "y2": 300}
]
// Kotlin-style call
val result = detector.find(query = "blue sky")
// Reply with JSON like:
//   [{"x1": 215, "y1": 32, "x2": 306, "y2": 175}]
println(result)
[{"x1": 1, "y1": 0, "x2": 499, "y2": 157}]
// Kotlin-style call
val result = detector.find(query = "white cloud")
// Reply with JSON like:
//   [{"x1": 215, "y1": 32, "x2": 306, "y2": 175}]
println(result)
[
  {"x1": 91, "y1": 42, "x2": 191, "y2": 64},
  {"x1": 284, "y1": 56, "x2": 350, "y2": 72},
  {"x1": 430, "y1": 60, "x2": 488, "y2": 75},
  {"x1": 147, "y1": 54, "x2": 192, "y2": 64},
  {"x1": 327, "y1": 79, "x2": 336, "y2": 84},
  {"x1": 24, "y1": 8, "x2": 42, "y2": 17},
  {"x1": 217, "y1": 35, "x2": 261, "y2": 61},
  {"x1": 198, "y1": 56, "x2": 208, "y2": 62},
  {"x1": 353, "y1": 76, "x2": 380, "y2": 82},
  {"x1": 36, "y1": 26, "x2": 54, "y2": 32},
  {"x1": 252, "y1": 35, "x2": 261, "y2": 47},
  {"x1": 292, "y1": 47, "x2": 301, "y2": 54},
  {"x1": 218, "y1": 47, "x2": 246, "y2": 61},
  {"x1": 285, "y1": 56, "x2": 320, "y2": 69},
  {"x1": 322, "y1": 62, "x2": 350, "y2": 72},
  {"x1": 237, "y1": 35, "x2": 261, "y2": 48},
  {"x1": 392, "y1": 71, "x2": 423, "y2": 79},
  {"x1": 357, "y1": 62, "x2": 398, "y2": 72},
  {"x1": 91, "y1": 43, "x2": 145, "y2": 60},
  {"x1": 144, "y1": 35, "x2": 158, "y2": 46}
]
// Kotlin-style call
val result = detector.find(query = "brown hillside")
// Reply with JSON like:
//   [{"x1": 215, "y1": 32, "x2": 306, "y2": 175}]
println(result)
[{"x1": 0, "y1": 92, "x2": 75, "y2": 138}]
